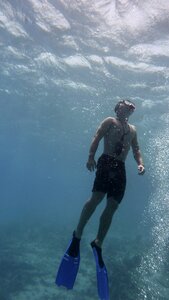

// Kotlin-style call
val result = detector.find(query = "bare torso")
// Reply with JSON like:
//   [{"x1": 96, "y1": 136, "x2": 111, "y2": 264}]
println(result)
[{"x1": 103, "y1": 117, "x2": 136, "y2": 162}]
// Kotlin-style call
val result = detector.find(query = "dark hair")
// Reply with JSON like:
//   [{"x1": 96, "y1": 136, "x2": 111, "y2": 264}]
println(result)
[{"x1": 114, "y1": 99, "x2": 135, "y2": 113}]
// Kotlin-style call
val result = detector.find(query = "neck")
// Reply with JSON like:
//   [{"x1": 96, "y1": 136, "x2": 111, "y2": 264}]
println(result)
[{"x1": 116, "y1": 116, "x2": 128, "y2": 123}]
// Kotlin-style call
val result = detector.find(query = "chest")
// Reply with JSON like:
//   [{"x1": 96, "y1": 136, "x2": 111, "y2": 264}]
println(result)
[{"x1": 105, "y1": 124, "x2": 133, "y2": 144}]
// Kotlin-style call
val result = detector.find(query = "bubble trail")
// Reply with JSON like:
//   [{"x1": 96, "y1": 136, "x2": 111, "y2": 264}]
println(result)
[{"x1": 136, "y1": 114, "x2": 169, "y2": 300}]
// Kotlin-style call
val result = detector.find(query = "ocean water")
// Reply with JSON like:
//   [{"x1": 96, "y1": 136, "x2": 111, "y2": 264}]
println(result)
[{"x1": 0, "y1": 1, "x2": 169, "y2": 299}]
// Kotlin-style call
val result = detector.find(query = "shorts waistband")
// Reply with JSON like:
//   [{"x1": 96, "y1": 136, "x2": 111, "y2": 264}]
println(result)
[{"x1": 100, "y1": 154, "x2": 125, "y2": 165}]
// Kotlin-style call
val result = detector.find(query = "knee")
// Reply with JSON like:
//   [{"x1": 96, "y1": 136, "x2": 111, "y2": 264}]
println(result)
[
  {"x1": 107, "y1": 198, "x2": 119, "y2": 212},
  {"x1": 89, "y1": 193, "x2": 104, "y2": 207},
  {"x1": 85, "y1": 198, "x2": 97, "y2": 213}
]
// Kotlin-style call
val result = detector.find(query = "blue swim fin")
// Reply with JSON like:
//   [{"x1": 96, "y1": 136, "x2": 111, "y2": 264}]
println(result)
[
  {"x1": 91, "y1": 241, "x2": 109, "y2": 300},
  {"x1": 56, "y1": 233, "x2": 80, "y2": 290}
]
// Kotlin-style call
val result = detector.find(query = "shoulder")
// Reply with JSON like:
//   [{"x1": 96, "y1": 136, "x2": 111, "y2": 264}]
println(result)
[
  {"x1": 101, "y1": 117, "x2": 116, "y2": 126},
  {"x1": 129, "y1": 123, "x2": 136, "y2": 134},
  {"x1": 128, "y1": 124, "x2": 137, "y2": 140},
  {"x1": 96, "y1": 117, "x2": 115, "y2": 136}
]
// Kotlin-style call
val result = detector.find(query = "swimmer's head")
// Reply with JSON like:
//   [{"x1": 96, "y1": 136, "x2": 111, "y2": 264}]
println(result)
[{"x1": 115, "y1": 99, "x2": 135, "y2": 118}]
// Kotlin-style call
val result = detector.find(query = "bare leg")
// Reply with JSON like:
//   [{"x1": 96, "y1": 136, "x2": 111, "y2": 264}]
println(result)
[
  {"x1": 95, "y1": 197, "x2": 119, "y2": 247},
  {"x1": 75, "y1": 192, "x2": 105, "y2": 239}
]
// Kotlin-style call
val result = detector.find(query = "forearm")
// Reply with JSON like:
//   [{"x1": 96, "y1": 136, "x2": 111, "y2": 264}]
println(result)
[
  {"x1": 134, "y1": 150, "x2": 144, "y2": 166},
  {"x1": 86, "y1": 138, "x2": 99, "y2": 171},
  {"x1": 88, "y1": 138, "x2": 99, "y2": 159}
]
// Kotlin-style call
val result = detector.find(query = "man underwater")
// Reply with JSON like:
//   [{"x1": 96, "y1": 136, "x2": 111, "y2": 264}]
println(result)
[{"x1": 56, "y1": 100, "x2": 145, "y2": 299}]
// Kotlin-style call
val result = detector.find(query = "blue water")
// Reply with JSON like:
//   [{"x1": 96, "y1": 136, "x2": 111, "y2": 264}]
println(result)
[{"x1": 0, "y1": 1, "x2": 169, "y2": 299}]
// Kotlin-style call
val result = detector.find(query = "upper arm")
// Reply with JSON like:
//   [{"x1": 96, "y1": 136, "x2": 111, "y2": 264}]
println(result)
[
  {"x1": 131, "y1": 126, "x2": 140, "y2": 153},
  {"x1": 94, "y1": 117, "x2": 113, "y2": 141}
]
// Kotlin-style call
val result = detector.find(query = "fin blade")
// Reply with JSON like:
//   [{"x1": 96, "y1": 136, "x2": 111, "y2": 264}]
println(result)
[
  {"x1": 92, "y1": 247, "x2": 110, "y2": 300},
  {"x1": 56, "y1": 236, "x2": 80, "y2": 290},
  {"x1": 96, "y1": 265, "x2": 109, "y2": 300},
  {"x1": 56, "y1": 252, "x2": 80, "y2": 289}
]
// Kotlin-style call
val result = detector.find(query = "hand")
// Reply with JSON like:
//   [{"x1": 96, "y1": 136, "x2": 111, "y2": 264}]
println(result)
[
  {"x1": 86, "y1": 158, "x2": 97, "y2": 172},
  {"x1": 138, "y1": 164, "x2": 145, "y2": 175}
]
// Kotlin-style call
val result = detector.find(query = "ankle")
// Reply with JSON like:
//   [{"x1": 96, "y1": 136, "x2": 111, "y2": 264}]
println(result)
[
  {"x1": 91, "y1": 240, "x2": 104, "y2": 268},
  {"x1": 74, "y1": 230, "x2": 81, "y2": 240},
  {"x1": 94, "y1": 239, "x2": 102, "y2": 248}
]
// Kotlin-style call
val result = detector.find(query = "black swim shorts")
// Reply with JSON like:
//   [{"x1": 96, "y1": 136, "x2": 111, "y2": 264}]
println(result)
[{"x1": 92, "y1": 154, "x2": 126, "y2": 203}]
